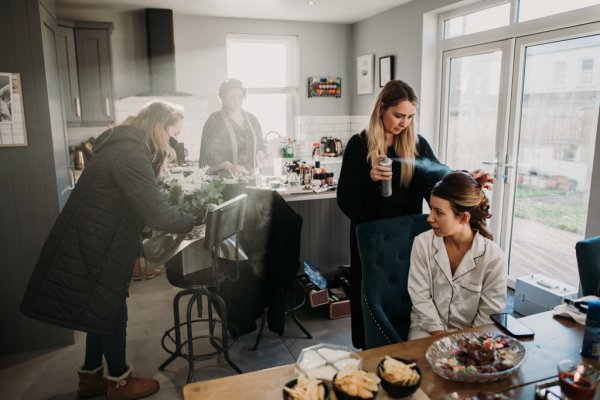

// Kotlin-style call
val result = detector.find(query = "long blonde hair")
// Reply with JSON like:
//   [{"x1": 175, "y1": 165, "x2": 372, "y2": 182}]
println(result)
[
  {"x1": 122, "y1": 100, "x2": 184, "y2": 176},
  {"x1": 432, "y1": 171, "x2": 494, "y2": 240},
  {"x1": 367, "y1": 80, "x2": 418, "y2": 187}
]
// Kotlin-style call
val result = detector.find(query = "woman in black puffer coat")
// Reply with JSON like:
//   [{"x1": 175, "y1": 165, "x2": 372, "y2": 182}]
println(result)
[{"x1": 20, "y1": 100, "x2": 194, "y2": 400}]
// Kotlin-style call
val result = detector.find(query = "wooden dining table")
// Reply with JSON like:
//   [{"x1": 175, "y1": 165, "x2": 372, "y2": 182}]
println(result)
[{"x1": 182, "y1": 311, "x2": 584, "y2": 399}]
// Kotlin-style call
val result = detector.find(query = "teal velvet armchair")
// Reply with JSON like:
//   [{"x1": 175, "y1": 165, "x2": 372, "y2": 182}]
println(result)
[
  {"x1": 576, "y1": 235, "x2": 600, "y2": 296},
  {"x1": 356, "y1": 214, "x2": 430, "y2": 349}
]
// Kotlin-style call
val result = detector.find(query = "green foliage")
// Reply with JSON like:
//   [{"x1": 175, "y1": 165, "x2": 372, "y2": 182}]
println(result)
[
  {"x1": 514, "y1": 185, "x2": 587, "y2": 234},
  {"x1": 158, "y1": 169, "x2": 225, "y2": 224}
]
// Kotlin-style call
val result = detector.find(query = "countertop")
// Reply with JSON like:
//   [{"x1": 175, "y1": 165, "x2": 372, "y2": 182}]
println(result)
[{"x1": 277, "y1": 187, "x2": 336, "y2": 202}]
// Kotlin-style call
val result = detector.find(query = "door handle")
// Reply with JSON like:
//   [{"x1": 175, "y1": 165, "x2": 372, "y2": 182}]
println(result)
[
  {"x1": 481, "y1": 152, "x2": 500, "y2": 181},
  {"x1": 74, "y1": 97, "x2": 81, "y2": 117}
]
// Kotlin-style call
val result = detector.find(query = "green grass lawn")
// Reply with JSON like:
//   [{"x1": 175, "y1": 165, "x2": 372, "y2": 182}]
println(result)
[{"x1": 514, "y1": 185, "x2": 588, "y2": 234}]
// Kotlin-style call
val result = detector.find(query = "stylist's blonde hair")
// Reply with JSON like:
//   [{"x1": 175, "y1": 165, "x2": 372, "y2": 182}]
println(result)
[
  {"x1": 367, "y1": 80, "x2": 418, "y2": 187},
  {"x1": 122, "y1": 100, "x2": 184, "y2": 176}
]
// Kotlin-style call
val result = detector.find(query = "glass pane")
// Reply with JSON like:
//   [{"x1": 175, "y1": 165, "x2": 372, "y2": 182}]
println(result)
[
  {"x1": 445, "y1": 51, "x2": 502, "y2": 175},
  {"x1": 444, "y1": 3, "x2": 511, "y2": 39},
  {"x1": 227, "y1": 40, "x2": 289, "y2": 88},
  {"x1": 519, "y1": 0, "x2": 600, "y2": 22},
  {"x1": 244, "y1": 93, "x2": 287, "y2": 137},
  {"x1": 509, "y1": 34, "x2": 600, "y2": 289}
]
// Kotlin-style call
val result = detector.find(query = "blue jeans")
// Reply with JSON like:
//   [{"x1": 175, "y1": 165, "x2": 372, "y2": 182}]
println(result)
[{"x1": 83, "y1": 302, "x2": 128, "y2": 377}]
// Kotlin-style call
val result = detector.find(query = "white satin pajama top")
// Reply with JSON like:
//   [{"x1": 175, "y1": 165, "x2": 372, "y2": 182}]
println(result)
[{"x1": 408, "y1": 230, "x2": 507, "y2": 340}]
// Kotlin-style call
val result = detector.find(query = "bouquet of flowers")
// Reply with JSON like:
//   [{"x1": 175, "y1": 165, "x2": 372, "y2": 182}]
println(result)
[{"x1": 159, "y1": 167, "x2": 225, "y2": 224}]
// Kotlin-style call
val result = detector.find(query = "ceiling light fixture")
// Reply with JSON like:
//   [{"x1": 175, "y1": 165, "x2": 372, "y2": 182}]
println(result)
[{"x1": 307, "y1": 1, "x2": 316, "y2": 5}]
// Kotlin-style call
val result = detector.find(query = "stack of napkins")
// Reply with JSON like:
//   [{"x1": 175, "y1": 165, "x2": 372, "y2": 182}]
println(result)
[
  {"x1": 297, "y1": 344, "x2": 361, "y2": 381},
  {"x1": 553, "y1": 295, "x2": 600, "y2": 325}
]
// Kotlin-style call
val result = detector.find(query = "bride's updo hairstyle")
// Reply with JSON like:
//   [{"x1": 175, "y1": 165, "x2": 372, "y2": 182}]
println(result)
[{"x1": 431, "y1": 171, "x2": 493, "y2": 240}]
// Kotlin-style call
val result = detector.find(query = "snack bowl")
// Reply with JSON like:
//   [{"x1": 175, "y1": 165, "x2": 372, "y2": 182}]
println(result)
[
  {"x1": 282, "y1": 378, "x2": 330, "y2": 400},
  {"x1": 376, "y1": 357, "x2": 422, "y2": 398},
  {"x1": 426, "y1": 333, "x2": 527, "y2": 383},
  {"x1": 332, "y1": 372, "x2": 379, "y2": 400}
]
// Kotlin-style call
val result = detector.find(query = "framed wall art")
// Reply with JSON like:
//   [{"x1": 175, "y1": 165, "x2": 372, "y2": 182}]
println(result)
[
  {"x1": 356, "y1": 54, "x2": 374, "y2": 95},
  {"x1": 379, "y1": 55, "x2": 395, "y2": 87},
  {"x1": 0, "y1": 72, "x2": 27, "y2": 147}
]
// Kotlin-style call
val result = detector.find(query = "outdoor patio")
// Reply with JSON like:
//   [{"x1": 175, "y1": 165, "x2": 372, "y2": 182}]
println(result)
[{"x1": 509, "y1": 216, "x2": 581, "y2": 289}]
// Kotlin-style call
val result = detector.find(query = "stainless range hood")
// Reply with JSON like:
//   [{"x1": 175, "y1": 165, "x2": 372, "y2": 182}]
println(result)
[{"x1": 138, "y1": 8, "x2": 190, "y2": 96}]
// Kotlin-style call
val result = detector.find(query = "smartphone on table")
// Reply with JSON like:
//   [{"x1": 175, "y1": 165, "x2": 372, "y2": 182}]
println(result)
[{"x1": 490, "y1": 313, "x2": 535, "y2": 338}]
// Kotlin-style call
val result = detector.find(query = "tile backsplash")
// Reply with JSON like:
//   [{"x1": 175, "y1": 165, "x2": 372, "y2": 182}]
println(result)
[
  {"x1": 67, "y1": 106, "x2": 369, "y2": 165},
  {"x1": 67, "y1": 96, "x2": 208, "y2": 162},
  {"x1": 294, "y1": 115, "x2": 369, "y2": 158}
]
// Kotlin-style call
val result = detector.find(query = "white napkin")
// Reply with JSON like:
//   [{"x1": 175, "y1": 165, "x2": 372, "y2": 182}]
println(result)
[{"x1": 553, "y1": 295, "x2": 600, "y2": 325}]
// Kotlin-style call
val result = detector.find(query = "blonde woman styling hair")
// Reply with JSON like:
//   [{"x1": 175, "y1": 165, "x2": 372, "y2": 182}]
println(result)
[
  {"x1": 337, "y1": 80, "x2": 495, "y2": 349},
  {"x1": 366, "y1": 80, "x2": 419, "y2": 187}
]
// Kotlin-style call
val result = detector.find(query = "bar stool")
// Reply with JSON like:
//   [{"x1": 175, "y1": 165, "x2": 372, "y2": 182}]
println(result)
[{"x1": 159, "y1": 194, "x2": 247, "y2": 383}]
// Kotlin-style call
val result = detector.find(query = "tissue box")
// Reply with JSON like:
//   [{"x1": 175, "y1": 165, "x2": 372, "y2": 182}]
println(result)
[
  {"x1": 328, "y1": 299, "x2": 351, "y2": 319},
  {"x1": 514, "y1": 274, "x2": 578, "y2": 316},
  {"x1": 296, "y1": 273, "x2": 329, "y2": 308}
]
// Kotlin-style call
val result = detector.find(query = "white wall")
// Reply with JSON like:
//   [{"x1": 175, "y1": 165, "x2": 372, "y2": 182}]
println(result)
[
  {"x1": 349, "y1": 0, "x2": 461, "y2": 141},
  {"x1": 56, "y1": 6, "x2": 352, "y2": 116},
  {"x1": 173, "y1": 15, "x2": 351, "y2": 116}
]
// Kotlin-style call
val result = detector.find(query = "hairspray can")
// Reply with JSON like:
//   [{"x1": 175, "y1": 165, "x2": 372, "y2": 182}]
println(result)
[
  {"x1": 379, "y1": 157, "x2": 393, "y2": 197},
  {"x1": 582, "y1": 300, "x2": 600, "y2": 359}
]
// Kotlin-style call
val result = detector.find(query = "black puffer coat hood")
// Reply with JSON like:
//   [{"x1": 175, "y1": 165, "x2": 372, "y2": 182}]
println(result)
[{"x1": 20, "y1": 126, "x2": 193, "y2": 335}]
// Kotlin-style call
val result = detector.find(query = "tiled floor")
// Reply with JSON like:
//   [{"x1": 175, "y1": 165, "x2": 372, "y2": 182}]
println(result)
[
  {"x1": 0, "y1": 273, "x2": 355, "y2": 399},
  {"x1": 0, "y1": 274, "x2": 517, "y2": 399}
]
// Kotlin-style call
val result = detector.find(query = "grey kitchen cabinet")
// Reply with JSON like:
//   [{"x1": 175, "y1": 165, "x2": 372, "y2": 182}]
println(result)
[
  {"x1": 57, "y1": 21, "x2": 114, "y2": 126},
  {"x1": 56, "y1": 25, "x2": 81, "y2": 124}
]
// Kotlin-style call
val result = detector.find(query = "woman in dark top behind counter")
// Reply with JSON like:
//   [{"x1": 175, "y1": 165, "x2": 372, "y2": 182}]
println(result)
[
  {"x1": 337, "y1": 80, "x2": 493, "y2": 348},
  {"x1": 199, "y1": 79, "x2": 265, "y2": 175}
]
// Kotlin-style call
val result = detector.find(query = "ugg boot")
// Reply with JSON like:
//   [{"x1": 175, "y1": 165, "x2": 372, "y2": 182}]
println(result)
[
  {"x1": 77, "y1": 365, "x2": 108, "y2": 398},
  {"x1": 105, "y1": 366, "x2": 160, "y2": 400}
]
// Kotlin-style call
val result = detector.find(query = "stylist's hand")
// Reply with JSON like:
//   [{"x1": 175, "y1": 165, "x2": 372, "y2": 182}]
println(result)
[
  {"x1": 370, "y1": 154, "x2": 392, "y2": 182},
  {"x1": 469, "y1": 169, "x2": 496, "y2": 190}
]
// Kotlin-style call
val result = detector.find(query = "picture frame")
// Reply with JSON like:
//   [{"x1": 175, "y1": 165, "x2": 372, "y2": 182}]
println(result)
[
  {"x1": 379, "y1": 55, "x2": 395, "y2": 87},
  {"x1": 356, "y1": 54, "x2": 374, "y2": 95},
  {"x1": 0, "y1": 72, "x2": 28, "y2": 147}
]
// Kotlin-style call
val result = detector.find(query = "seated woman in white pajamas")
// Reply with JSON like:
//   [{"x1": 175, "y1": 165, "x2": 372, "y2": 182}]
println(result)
[{"x1": 408, "y1": 171, "x2": 507, "y2": 340}]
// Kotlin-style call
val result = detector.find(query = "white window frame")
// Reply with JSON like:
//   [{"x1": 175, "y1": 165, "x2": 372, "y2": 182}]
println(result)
[
  {"x1": 439, "y1": 0, "x2": 514, "y2": 40},
  {"x1": 226, "y1": 34, "x2": 299, "y2": 137},
  {"x1": 432, "y1": 1, "x2": 600, "y2": 243},
  {"x1": 433, "y1": 1, "x2": 600, "y2": 151}
]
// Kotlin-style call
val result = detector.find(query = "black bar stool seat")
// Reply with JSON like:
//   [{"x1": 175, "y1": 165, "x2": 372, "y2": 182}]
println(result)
[{"x1": 158, "y1": 194, "x2": 247, "y2": 383}]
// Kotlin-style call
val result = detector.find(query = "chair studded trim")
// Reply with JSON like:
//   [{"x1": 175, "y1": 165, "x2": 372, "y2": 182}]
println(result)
[{"x1": 362, "y1": 291, "x2": 392, "y2": 344}]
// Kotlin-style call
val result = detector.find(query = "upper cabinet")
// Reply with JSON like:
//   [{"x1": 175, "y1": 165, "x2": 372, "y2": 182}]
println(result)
[{"x1": 56, "y1": 21, "x2": 114, "y2": 127}]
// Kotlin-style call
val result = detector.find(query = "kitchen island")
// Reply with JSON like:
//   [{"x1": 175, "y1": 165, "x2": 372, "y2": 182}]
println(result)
[{"x1": 277, "y1": 187, "x2": 350, "y2": 278}]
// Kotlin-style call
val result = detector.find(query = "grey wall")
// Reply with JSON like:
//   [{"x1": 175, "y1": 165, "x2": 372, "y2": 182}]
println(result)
[
  {"x1": 55, "y1": 8, "x2": 352, "y2": 115},
  {"x1": 0, "y1": 0, "x2": 74, "y2": 355},
  {"x1": 349, "y1": 0, "x2": 458, "y2": 118}
]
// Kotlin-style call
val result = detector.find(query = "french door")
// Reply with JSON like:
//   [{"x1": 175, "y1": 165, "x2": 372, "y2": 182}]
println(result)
[{"x1": 440, "y1": 23, "x2": 600, "y2": 288}]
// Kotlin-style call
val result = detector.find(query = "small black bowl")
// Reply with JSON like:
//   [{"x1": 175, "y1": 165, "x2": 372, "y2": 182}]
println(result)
[
  {"x1": 377, "y1": 357, "x2": 422, "y2": 398},
  {"x1": 282, "y1": 378, "x2": 330, "y2": 400},
  {"x1": 332, "y1": 373, "x2": 378, "y2": 400}
]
